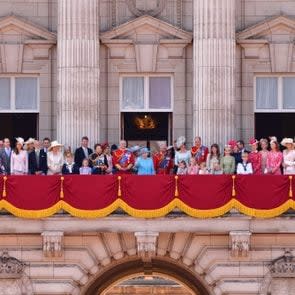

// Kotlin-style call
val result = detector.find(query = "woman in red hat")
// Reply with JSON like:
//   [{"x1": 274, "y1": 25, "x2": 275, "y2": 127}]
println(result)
[{"x1": 248, "y1": 138, "x2": 262, "y2": 175}]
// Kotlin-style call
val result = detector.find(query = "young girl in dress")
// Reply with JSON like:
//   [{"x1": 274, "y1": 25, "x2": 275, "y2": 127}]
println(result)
[
  {"x1": 187, "y1": 157, "x2": 199, "y2": 175},
  {"x1": 198, "y1": 162, "x2": 208, "y2": 175},
  {"x1": 79, "y1": 159, "x2": 92, "y2": 175},
  {"x1": 177, "y1": 160, "x2": 188, "y2": 175}
]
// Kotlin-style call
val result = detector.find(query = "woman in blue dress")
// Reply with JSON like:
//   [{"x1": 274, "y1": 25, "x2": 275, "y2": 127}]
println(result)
[{"x1": 134, "y1": 148, "x2": 155, "y2": 175}]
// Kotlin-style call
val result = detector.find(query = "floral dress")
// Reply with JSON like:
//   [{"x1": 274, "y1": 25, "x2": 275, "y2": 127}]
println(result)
[
  {"x1": 249, "y1": 151, "x2": 262, "y2": 175},
  {"x1": 266, "y1": 151, "x2": 283, "y2": 175}
]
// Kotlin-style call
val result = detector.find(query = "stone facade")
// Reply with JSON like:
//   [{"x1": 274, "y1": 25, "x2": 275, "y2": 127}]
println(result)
[{"x1": 0, "y1": 0, "x2": 294, "y2": 147}]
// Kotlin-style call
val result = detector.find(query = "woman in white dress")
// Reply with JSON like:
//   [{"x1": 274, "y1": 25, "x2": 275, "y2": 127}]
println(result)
[
  {"x1": 281, "y1": 138, "x2": 295, "y2": 175},
  {"x1": 47, "y1": 141, "x2": 64, "y2": 175},
  {"x1": 174, "y1": 136, "x2": 191, "y2": 169},
  {"x1": 206, "y1": 144, "x2": 222, "y2": 175},
  {"x1": 10, "y1": 137, "x2": 28, "y2": 175}
]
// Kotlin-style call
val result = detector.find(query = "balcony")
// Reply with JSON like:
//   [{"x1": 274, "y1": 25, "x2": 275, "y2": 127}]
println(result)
[{"x1": 0, "y1": 175, "x2": 294, "y2": 219}]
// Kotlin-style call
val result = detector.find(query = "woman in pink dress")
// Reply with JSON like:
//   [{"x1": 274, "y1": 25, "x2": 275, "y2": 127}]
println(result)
[
  {"x1": 248, "y1": 138, "x2": 262, "y2": 175},
  {"x1": 265, "y1": 140, "x2": 283, "y2": 175},
  {"x1": 10, "y1": 137, "x2": 28, "y2": 175},
  {"x1": 259, "y1": 138, "x2": 269, "y2": 174}
]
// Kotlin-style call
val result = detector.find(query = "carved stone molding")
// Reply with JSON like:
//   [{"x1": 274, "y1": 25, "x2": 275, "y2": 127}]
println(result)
[
  {"x1": 270, "y1": 251, "x2": 295, "y2": 278},
  {"x1": 229, "y1": 231, "x2": 252, "y2": 257},
  {"x1": 42, "y1": 231, "x2": 64, "y2": 257},
  {"x1": 0, "y1": 251, "x2": 25, "y2": 279},
  {"x1": 135, "y1": 232, "x2": 159, "y2": 261},
  {"x1": 126, "y1": 0, "x2": 166, "y2": 17}
]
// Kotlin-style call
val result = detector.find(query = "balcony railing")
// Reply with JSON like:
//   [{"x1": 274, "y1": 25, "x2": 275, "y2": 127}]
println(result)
[{"x1": 0, "y1": 175, "x2": 294, "y2": 219}]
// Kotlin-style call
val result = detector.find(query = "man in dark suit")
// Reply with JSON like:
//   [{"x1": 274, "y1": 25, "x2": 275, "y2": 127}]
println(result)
[
  {"x1": 0, "y1": 138, "x2": 12, "y2": 174},
  {"x1": 74, "y1": 136, "x2": 93, "y2": 168},
  {"x1": 39, "y1": 137, "x2": 51, "y2": 175}
]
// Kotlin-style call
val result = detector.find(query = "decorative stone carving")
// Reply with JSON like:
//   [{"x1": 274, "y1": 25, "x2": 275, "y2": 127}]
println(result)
[
  {"x1": 229, "y1": 231, "x2": 252, "y2": 257},
  {"x1": 0, "y1": 252, "x2": 25, "y2": 279},
  {"x1": 135, "y1": 232, "x2": 159, "y2": 261},
  {"x1": 42, "y1": 231, "x2": 64, "y2": 257},
  {"x1": 126, "y1": 0, "x2": 166, "y2": 17},
  {"x1": 101, "y1": 15, "x2": 192, "y2": 72},
  {"x1": 0, "y1": 15, "x2": 56, "y2": 73},
  {"x1": 270, "y1": 251, "x2": 295, "y2": 278}
]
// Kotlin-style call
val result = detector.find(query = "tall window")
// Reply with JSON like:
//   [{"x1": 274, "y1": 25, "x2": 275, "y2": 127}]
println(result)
[
  {"x1": 120, "y1": 75, "x2": 172, "y2": 112},
  {"x1": 255, "y1": 76, "x2": 295, "y2": 112},
  {"x1": 0, "y1": 77, "x2": 39, "y2": 112}
]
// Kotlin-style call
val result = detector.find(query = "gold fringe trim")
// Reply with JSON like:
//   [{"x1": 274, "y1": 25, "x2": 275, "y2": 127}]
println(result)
[
  {"x1": 0, "y1": 200, "x2": 63, "y2": 218},
  {"x1": 60, "y1": 177, "x2": 64, "y2": 199},
  {"x1": 117, "y1": 176, "x2": 122, "y2": 197},
  {"x1": 289, "y1": 176, "x2": 293, "y2": 198},
  {"x1": 174, "y1": 176, "x2": 179, "y2": 197},
  {"x1": 232, "y1": 175, "x2": 236, "y2": 197},
  {"x1": 2, "y1": 176, "x2": 7, "y2": 198}
]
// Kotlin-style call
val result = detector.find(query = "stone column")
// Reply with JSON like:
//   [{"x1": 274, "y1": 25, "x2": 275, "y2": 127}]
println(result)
[
  {"x1": 57, "y1": 0, "x2": 100, "y2": 149},
  {"x1": 193, "y1": 0, "x2": 236, "y2": 146}
]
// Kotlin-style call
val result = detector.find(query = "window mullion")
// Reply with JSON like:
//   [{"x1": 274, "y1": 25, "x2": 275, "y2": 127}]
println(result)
[
  {"x1": 11, "y1": 77, "x2": 15, "y2": 111},
  {"x1": 278, "y1": 76, "x2": 283, "y2": 111}
]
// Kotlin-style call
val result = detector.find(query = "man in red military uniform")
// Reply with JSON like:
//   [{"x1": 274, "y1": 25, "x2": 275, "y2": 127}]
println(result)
[
  {"x1": 191, "y1": 136, "x2": 209, "y2": 165},
  {"x1": 112, "y1": 140, "x2": 135, "y2": 174},
  {"x1": 153, "y1": 143, "x2": 173, "y2": 175}
]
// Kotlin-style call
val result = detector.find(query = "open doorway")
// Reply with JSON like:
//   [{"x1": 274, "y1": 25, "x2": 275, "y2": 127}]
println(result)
[
  {"x1": 255, "y1": 113, "x2": 295, "y2": 142},
  {"x1": 0, "y1": 113, "x2": 38, "y2": 143},
  {"x1": 121, "y1": 112, "x2": 172, "y2": 149}
]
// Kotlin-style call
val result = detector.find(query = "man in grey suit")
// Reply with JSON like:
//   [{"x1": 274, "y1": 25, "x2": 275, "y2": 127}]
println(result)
[{"x1": 0, "y1": 138, "x2": 12, "y2": 174}]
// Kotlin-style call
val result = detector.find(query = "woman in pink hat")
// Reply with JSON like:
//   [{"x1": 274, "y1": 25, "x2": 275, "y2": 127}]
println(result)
[
  {"x1": 265, "y1": 139, "x2": 283, "y2": 175},
  {"x1": 248, "y1": 138, "x2": 262, "y2": 175}
]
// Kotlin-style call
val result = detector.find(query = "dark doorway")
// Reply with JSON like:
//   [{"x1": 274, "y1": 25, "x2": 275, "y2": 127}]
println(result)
[
  {"x1": 0, "y1": 113, "x2": 38, "y2": 143},
  {"x1": 255, "y1": 113, "x2": 295, "y2": 142},
  {"x1": 122, "y1": 112, "x2": 172, "y2": 147}
]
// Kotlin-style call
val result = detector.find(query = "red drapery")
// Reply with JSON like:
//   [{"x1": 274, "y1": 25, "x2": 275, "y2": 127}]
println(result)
[{"x1": 0, "y1": 175, "x2": 294, "y2": 218}]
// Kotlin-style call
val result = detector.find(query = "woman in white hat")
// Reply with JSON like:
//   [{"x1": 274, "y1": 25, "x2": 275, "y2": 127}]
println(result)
[
  {"x1": 281, "y1": 138, "x2": 295, "y2": 175},
  {"x1": 47, "y1": 141, "x2": 64, "y2": 175},
  {"x1": 174, "y1": 136, "x2": 191, "y2": 172},
  {"x1": 10, "y1": 137, "x2": 28, "y2": 175}
]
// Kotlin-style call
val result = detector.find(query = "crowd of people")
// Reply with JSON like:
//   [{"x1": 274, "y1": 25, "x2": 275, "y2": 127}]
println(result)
[{"x1": 0, "y1": 135, "x2": 294, "y2": 176}]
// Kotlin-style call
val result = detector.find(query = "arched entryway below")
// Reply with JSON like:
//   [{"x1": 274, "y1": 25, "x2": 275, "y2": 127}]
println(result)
[{"x1": 81, "y1": 257, "x2": 212, "y2": 295}]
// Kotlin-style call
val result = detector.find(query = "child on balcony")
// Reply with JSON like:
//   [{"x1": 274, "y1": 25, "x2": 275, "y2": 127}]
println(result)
[
  {"x1": 237, "y1": 152, "x2": 253, "y2": 175},
  {"x1": 198, "y1": 162, "x2": 208, "y2": 175},
  {"x1": 62, "y1": 152, "x2": 79, "y2": 175},
  {"x1": 79, "y1": 158, "x2": 92, "y2": 175},
  {"x1": 177, "y1": 160, "x2": 188, "y2": 175},
  {"x1": 187, "y1": 157, "x2": 199, "y2": 175}
]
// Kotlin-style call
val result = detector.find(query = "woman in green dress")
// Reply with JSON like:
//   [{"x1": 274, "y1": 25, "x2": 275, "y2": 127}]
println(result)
[{"x1": 220, "y1": 145, "x2": 236, "y2": 174}]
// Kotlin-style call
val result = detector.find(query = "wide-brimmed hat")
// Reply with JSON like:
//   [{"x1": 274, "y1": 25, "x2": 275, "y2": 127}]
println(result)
[
  {"x1": 129, "y1": 145, "x2": 141, "y2": 153},
  {"x1": 249, "y1": 138, "x2": 258, "y2": 145},
  {"x1": 48, "y1": 140, "x2": 63, "y2": 151},
  {"x1": 281, "y1": 138, "x2": 294, "y2": 147},
  {"x1": 176, "y1": 136, "x2": 186, "y2": 149},
  {"x1": 15, "y1": 137, "x2": 25, "y2": 145},
  {"x1": 140, "y1": 147, "x2": 150, "y2": 155},
  {"x1": 25, "y1": 137, "x2": 35, "y2": 145}
]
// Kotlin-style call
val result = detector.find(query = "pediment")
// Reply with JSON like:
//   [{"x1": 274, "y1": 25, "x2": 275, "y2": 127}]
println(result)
[
  {"x1": 237, "y1": 15, "x2": 295, "y2": 42},
  {"x1": 0, "y1": 14, "x2": 56, "y2": 43},
  {"x1": 101, "y1": 15, "x2": 192, "y2": 44}
]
